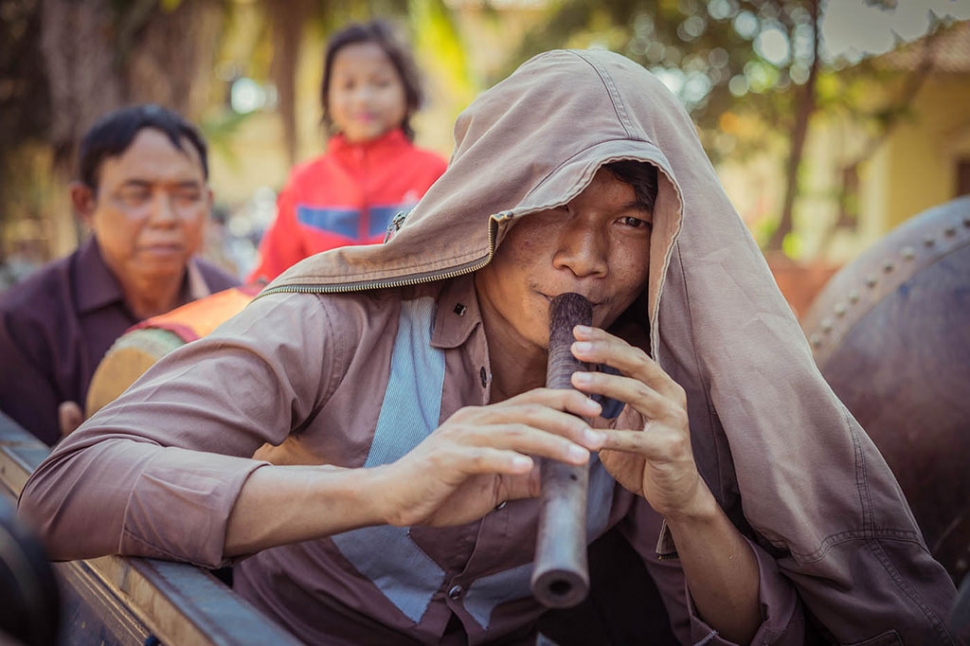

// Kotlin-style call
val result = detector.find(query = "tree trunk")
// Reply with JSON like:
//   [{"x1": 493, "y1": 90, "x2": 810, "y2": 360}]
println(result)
[
  {"x1": 265, "y1": 0, "x2": 312, "y2": 167},
  {"x1": 766, "y1": 0, "x2": 820, "y2": 253},
  {"x1": 36, "y1": 0, "x2": 224, "y2": 255},
  {"x1": 124, "y1": 0, "x2": 224, "y2": 119}
]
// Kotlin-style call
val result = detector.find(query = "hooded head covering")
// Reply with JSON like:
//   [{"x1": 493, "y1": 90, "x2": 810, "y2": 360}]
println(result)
[{"x1": 264, "y1": 50, "x2": 956, "y2": 642}]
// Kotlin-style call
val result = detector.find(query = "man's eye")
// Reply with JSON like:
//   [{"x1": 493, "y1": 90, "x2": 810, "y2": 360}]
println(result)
[
  {"x1": 175, "y1": 191, "x2": 202, "y2": 203},
  {"x1": 622, "y1": 216, "x2": 652, "y2": 229},
  {"x1": 120, "y1": 190, "x2": 150, "y2": 204}
]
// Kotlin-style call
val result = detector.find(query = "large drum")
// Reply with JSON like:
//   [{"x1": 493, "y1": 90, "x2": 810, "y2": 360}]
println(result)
[
  {"x1": 801, "y1": 196, "x2": 970, "y2": 582},
  {"x1": 86, "y1": 285, "x2": 260, "y2": 418}
]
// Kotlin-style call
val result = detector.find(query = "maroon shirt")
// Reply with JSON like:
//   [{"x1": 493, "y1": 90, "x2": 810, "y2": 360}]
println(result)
[{"x1": 0, "y1": 237, "x2": 238, "y2": 445}]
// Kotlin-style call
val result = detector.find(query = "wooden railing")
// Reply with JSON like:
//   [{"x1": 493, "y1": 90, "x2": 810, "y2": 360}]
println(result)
[{"x1": 0, "y1": 412, "x2": 301, "y2": 646}]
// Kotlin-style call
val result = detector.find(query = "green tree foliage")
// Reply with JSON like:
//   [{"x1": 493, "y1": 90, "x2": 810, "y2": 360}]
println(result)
[
  {"x1": 504, "y1": 0, "x2": 828, "y2": 251},
  {"x1": 504, "y1": 0, "x2": 956, "y2": 255},
  {"x1": 508, "y1": 2, "x2": 816, "y2": 151}
]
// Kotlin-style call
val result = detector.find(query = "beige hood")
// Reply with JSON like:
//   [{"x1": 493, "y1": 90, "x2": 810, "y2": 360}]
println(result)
[{"x1": 264, "y1": 50, "x2": 955, "y2": 640}]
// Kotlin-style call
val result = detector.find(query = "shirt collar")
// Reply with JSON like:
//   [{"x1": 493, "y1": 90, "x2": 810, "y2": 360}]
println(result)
[
  {"x1": 75, "y1": 238, "x2": 126, "y2": 315},
  {"x1": 75, "y1": 237, "x2": 210, "y2": 316},
  {"x1": 431, "y1": 274, "x2": 482, "y2": 350},
  {"x1": 326, "y1": 128, "x2": 409, "y2": 157}
]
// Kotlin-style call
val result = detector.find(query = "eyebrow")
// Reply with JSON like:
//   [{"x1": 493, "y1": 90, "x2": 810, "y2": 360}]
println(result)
[{"x1": 119, "y1": 179, "x2": 204, "y2": 189}]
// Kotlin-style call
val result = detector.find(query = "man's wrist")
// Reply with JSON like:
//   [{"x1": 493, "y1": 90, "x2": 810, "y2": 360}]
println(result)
[
  {"x1": 350, "y1": 464, "x2": 396, "y2": 527},
  {"x1": 662, "y1": 479, "x2": 720, "y2": 528}
]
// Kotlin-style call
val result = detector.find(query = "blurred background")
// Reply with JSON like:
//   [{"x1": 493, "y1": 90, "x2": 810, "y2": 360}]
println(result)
[{"x1": 1, "y1": 0, "x2": 969, "y2": 315}]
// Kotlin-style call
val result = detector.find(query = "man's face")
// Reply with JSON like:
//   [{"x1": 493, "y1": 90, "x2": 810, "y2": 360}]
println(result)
[
  {"x1": 77, "y1": 128, "x2": 210, "y2": 286},
  {"x1": 475, "y1": 168, "x2": 652, "y2": 352}
]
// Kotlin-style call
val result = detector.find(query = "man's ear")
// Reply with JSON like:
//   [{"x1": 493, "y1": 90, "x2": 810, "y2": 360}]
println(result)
[{"x1": 69, "y1": 182, "x2": 96, "y2": 225}]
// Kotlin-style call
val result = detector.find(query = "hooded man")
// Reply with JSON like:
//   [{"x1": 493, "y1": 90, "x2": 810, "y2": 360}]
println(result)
[{"x1": 19, "y1": 51, "x2": 957, "y2": 645}]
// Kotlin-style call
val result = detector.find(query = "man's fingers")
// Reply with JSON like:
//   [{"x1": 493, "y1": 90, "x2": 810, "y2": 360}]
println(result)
[
  {"x1": 570, "y1": 326, "x2": 684, "y2": 402},
  {"x1": 570, "y1": 369, "x2": 676, "y2": 424},
  {"x1": 450, "y1": 392, "x2": 605, "y2": 451},
  {"x1": 500, "y1": 387, "x2": 603, "y2": 419},
  {"x1": 599, "y1": 425, "x2": 690, "y2": 463},
  {"x1": 58, "y1": 401, "x2": 84, "y2": 437},
  {"x1": 452, "y1": 423, "x2": 594, "y2": 466}
]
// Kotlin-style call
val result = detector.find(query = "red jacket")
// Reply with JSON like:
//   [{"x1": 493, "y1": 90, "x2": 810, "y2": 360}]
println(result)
[{"x1": 249, "y1": 128, "x2": 447, "y2": 283}]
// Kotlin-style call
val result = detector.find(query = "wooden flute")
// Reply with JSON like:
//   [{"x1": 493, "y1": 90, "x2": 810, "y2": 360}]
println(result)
[{"x1": 530, "y1": 292, "x2": 593, "y2": 608}]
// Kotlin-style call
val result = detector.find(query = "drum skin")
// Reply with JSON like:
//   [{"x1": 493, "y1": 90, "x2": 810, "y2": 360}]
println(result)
[
  {"x1": 802, "y1": 196, "x2": 970, "y2": 583},
  {"x1": 86, "y1": 285, "x2": 259, "y2": 417}
]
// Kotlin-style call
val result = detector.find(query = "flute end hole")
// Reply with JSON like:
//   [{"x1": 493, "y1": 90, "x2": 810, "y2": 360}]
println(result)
[{"x1": 550, "y1": 581, "x2": 572, "y2": 597}]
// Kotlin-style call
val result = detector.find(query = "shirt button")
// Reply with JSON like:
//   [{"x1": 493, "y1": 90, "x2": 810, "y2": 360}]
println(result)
[
  {"x1": 448, "y1": 585, "x2": 463, "y2": 600},
  {"x1": 480, "y1": 367, "x2": 487, "y2": 388}
]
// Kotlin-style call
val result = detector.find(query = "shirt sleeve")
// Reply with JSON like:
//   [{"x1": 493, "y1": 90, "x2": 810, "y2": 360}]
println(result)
[
  {"x1": 682, "y1": 536, "x2": 806, "y2": 645},
  {"x1": 619, "y1": 498, "x2": 806, "y2": 645},
  {"x1": 18, "y1": 292, "x2": 351, "y2": 568}
]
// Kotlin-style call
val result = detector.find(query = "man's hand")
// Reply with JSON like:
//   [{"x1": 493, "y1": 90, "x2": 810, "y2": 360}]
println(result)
[
  {"x1": 374, "y1": 389, "x2": 606, "y2": 528},
  {"x1": 567, "y1": 325, "x2": 713, "y2": 520},
  {"x1": 229, "y1": 388, "x2": 607, "y2": 557},
  {"x1": 567, "y1": 326, "x2": 761, "y2": 644},
  {"x1": 58, "y1": 401, "x2": 84, "y2": 438}
]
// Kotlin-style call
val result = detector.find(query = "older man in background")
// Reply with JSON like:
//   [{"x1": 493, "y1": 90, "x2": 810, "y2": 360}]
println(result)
[{"x1": 0, "y1": 105, "x2": 238, "y2": 445}]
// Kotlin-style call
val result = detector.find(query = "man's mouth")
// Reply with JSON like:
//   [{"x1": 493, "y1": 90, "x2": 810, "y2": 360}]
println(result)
[
  {"x1": 142, "y1": 244, "x2": 182, "y2": 255},
  {"x1": 540, "y1": 292, "x2": 601, "y2": 308}
]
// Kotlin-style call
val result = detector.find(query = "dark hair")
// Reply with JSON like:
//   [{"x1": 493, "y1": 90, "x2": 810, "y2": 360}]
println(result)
[
  {"x1": 320, "y1": 20, "x2": 423, "y2": 140},
  {"x1": 603, "y1": 160, "x2": 659, "y2": 214},
  {"x1": 78, "y1": 104, "x2": 209, "y2": 191}
]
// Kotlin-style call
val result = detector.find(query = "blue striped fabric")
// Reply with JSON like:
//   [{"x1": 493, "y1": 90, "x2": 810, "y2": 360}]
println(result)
[
  {"x1": 295, "y1": 204, "x2": 411, "y2": 239},
  {"x1": 330, "y1": 297, "x2": 447, "y2": 623},
  {"x1": 369, "y1": 205, "x2": 405, "y2": 238},
  {"x1": 330, "y1": 295, "x2": 617, "y2": 628},
  {"x1": 464, "y1": 562, "x2": 534, "y2": 627},
  {"x1": 296, "y1": 205, "x2": 360, "y2": 238},
  {"x1": 463, "y1": 456, "x2": 615, "y2": 629}
]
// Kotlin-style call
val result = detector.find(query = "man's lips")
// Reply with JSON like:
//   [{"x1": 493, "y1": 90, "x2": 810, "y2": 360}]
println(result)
[
  {"x1": 540, "y1": 292, "x2": 601, "y2": 308},
  {"x1": 141, "y1": 243, "x2": 183, "y2": 255}
]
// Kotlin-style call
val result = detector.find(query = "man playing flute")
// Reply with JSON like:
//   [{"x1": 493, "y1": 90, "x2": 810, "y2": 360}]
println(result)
[{"x1": 20, "y1": 50, "x2": 957, "y2": 645}]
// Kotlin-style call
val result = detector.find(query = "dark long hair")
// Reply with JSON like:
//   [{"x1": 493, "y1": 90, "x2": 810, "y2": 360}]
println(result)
[{"x1": 319, "y1": 20, "x2": 423, "y2": 141}]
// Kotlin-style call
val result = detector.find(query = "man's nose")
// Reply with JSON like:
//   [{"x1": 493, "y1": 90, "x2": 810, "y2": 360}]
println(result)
[
  {"x1": 147, "y1": 192, "x2": 178, "y2": 226},
  {"x1": 553, "y1": 219, "x2": 608, "y2": 278}
]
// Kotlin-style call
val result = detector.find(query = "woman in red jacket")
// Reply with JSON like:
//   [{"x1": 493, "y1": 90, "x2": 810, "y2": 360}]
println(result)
[{"x1": 249, "y1": 19, "x2": 447, "y2": 284}]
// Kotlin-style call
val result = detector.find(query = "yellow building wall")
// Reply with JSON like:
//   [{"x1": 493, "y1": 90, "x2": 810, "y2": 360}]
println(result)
[{"x1": 878, "y1": 76, "x2": 970, "y2": 229}]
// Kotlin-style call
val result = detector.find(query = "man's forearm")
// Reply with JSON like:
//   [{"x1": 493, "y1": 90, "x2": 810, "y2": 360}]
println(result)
[
  {"x1": 224, "y1": 464, "x2": 387, "y2": 557},
  {"x1": 664, "y1": 489, "x2": 761, "y2": 644}
]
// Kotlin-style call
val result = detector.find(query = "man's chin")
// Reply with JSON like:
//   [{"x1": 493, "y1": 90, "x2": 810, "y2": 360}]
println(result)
[{"x1": 132, "y1": 258, "x2": 190, "y2": 282}]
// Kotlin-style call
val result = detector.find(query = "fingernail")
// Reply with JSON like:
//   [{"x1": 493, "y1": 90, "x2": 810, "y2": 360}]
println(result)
[
  {"x1": 568, "y1": 445, "x2": 590, "y2": 462},
  {"x1": 573, "y1": 371, "x2": 592, "y2": 384},
  {"x1": 512, "y1": 456, "x2": 533, "y2": 470},
  {"x1": 575, "y1": 325, "x2": 592, "y2": 334},
  {"x1": 573, "y1": 341, "x2": 593, "y2": 353}
]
